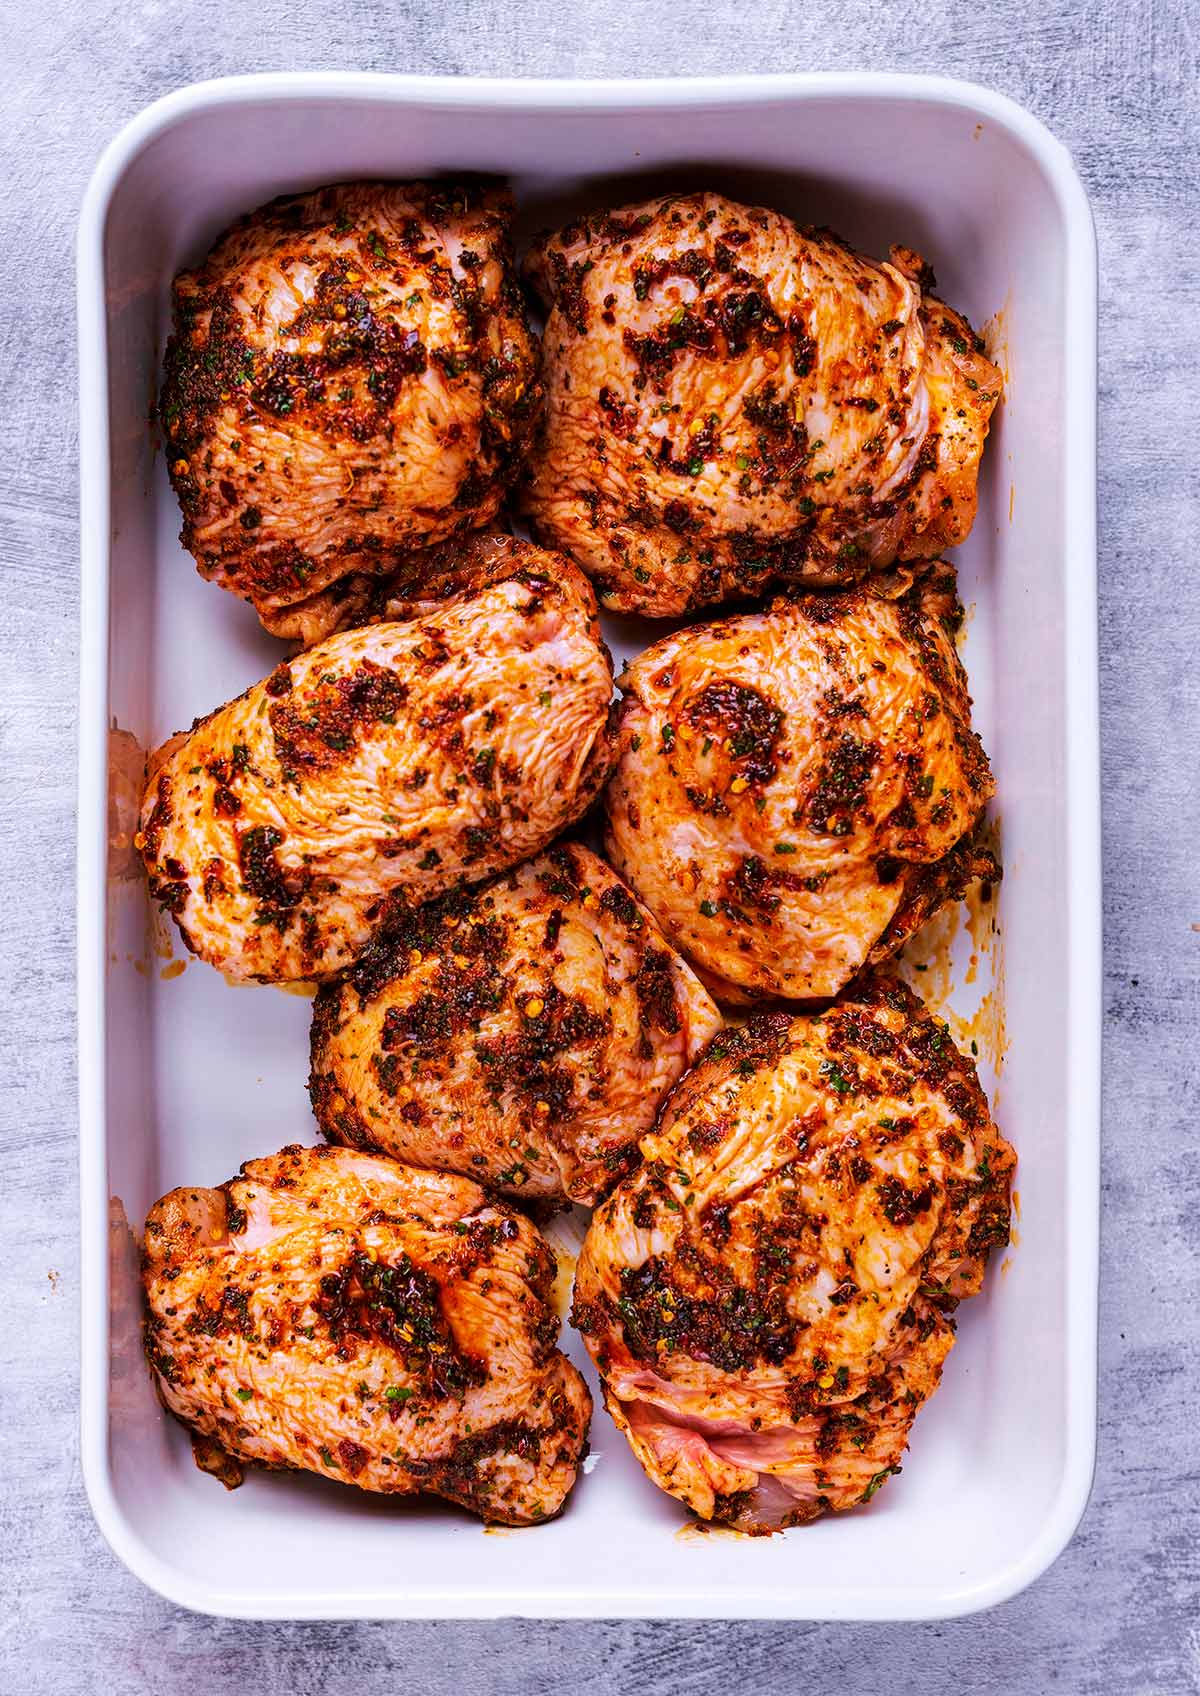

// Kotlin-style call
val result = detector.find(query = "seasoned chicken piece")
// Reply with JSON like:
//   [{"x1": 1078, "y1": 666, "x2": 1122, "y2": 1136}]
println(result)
[
  {"x1": 142, "y1": 1144, "x2": 590, "y2": 1525},
  {"x1": 160, "y1": 181, "x2": 542, "y2": 642},
  {"x1": 603, "y1": 567, "x2": 995, "y2": 1002},
  {"x1": 522, "y1": 193, "x2": 1000, "y2": 615},
  {"x1": 137, "y1": 538, "x2": 615, "y2": 983},
  {"x1": 310, "y1": 843, "x2": 722, "y2": 1203},
  {"x1": 573, "y1": 974, "x2": 1014, "y2": 1532}
]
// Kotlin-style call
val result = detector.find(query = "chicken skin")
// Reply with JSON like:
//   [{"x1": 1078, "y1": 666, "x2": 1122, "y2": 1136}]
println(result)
[
  {"x1": 310, "y1": 843, "x2": 722, "y2": 1204},
  {"x1": 137, "y1": 538, "x2": 615, "y2": 983},
  {"x1": 160, "y1": 182, "x2": 542, "y2": 642},
  {"x1": 572, "y1": 974, "x2": 1013, "y2": 1532},
  {"x1": 142, "y1": 1144, "x2": 590, "y2": 1525},
  {"x1": 603, "y1": 567, "x2": 995, "y2": 1002},
  {"x1": 522, "y1": 192, "x2": 1000, "y2": 616}
]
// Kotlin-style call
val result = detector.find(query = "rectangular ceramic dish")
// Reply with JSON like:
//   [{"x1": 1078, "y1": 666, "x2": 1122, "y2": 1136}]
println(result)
[{"x1": 77, "y1": 72, "x2": 1099, "y2": 1619}]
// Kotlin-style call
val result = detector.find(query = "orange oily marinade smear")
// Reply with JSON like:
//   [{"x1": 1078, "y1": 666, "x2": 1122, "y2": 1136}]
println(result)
[{"x1": 898, "y1": 860, "x2": 1007, "y2": 1082}]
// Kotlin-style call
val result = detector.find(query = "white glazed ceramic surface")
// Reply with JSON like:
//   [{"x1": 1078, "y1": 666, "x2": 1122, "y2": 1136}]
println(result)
[{"x1": 77, "y1": 73, "x2": 1099, "y2": 1620}]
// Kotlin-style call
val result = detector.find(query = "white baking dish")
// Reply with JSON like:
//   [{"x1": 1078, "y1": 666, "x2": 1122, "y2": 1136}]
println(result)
[{"x1": 77, "y1": 72, "x2": 1099, "y2": 1620}]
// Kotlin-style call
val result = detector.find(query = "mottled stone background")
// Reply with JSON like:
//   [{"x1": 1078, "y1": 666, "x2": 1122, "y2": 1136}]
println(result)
[{"x1": 2, "y1": 0, "x2": 1197, "y2": 1689}]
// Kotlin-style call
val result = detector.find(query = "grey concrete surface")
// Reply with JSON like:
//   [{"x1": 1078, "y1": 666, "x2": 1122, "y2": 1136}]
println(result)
[{"x1": 1, "y1": 1, "x2": 1197, "y2": 1690}]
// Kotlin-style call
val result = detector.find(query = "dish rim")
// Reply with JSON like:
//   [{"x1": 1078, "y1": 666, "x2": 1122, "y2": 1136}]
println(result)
[{"x1": 76, "y1": 68, "x2": 1100, "y2": 1621}]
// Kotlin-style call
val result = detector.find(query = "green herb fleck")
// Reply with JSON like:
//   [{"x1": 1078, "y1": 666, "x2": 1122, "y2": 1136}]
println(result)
[
  {"x1": 820, "y1": 1059, "x2": 852, "y2": 1095},
  {"x1": 860, "y1": 1466, "x2": 900, "y2": 1503}
]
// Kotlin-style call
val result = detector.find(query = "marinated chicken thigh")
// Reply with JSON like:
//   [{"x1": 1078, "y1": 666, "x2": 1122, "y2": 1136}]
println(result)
[
  {"x1": 310, "y1": 843, "x2": 722, "y2": 1203},
  {"x1": 573, "y1": 974, "x2": 1013, "y2": 1531},
  {"x1": 142, "y1": 1144, "x2": 590, "y2": 1524},
  {"x1": 160, "y1": 181, "x2": 542, "y2": 642},
  {"x1": 604, "y1": 567, "x2": 995, "y2": 1002},
  {"x1": 522, "y1": 193, "x2": 1000, "y2": 615},
  {"x1": 137, "y1": 538, "x2": 615, "y2": 983}
]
